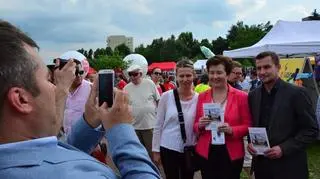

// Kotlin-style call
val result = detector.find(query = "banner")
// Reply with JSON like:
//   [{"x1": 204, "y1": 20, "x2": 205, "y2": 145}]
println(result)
[{"x1": 279, "y1": 58, "x2": 305, "y2": 81}]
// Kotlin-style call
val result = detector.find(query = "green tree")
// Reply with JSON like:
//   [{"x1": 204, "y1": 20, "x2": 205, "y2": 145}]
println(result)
[
  {"x1": 77, "y1": 48, "x2": 85, "y2": 55},
  {"x1": 149, "y1": 37, "x2": 165, "y2": 62},
  {"x1": 94, "y1": 48, "x2": 106, "y2": 58},
  {"x1": 212, "y1": 37, "x2": 229, "y2": 55},
  {"x1": 312, "y1": 9, "x2": 320, "y2": 17},
  {"x1": 239, "y1": 59, "x2": 254, "y2": 67},
  {"x1": 200, "y1": 39, "x2": 213, "y2": 51},
  {"x1": 309, "y1": 9, "x2": 320, "y2": 20},
  {"x1": 114, "y1": 44, "x2": 131, "y2": 56},
  {"x1": 176, "y1": 32, "x2": 197, "y2": 59},
  {"x1": 226, "y1": 21, "x2": 272, "y2": 50},
  {"x1": 89, "y1": 54, "x2": 128, "y2": 71},
  {"x1": 105, "y1": 47, "x2": 113, "y2": 56},
  {"x1": 83, "y1": 50, "x2": 88, "y2": 58},
  {"x1": 160, "y1": 35, "x2": 180, "y2": 61},
  {"x1": 88, "y1": 49, "x2": 93, "y2": 59},
  {"x1": 135, "y1": 44, "x2": 146, "y2": 55}
]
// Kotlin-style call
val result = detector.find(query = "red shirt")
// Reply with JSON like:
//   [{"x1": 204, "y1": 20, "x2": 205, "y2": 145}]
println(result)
[
  {"x1": 193, "y1": 86, "x2": 252, "y2": 160},
  {"x1": 117, "y1": 80, "x2": 127, "y2": 90},
  {"x1": 157, "y1": 86, "x2": 163, "y2": 95},
  {"x1": 163, "y1": 82, "x2": 175, "y2": 91}
]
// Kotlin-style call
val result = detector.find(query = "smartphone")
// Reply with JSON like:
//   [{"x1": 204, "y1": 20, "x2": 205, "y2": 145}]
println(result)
[{"x1": 98, "y1": 69, "x2": 114, "y2": 107}]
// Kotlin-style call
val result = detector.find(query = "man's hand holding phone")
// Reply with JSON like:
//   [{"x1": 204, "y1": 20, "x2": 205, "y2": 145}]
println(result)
[
  {"x1": 84, "y1": 77, "x2": 101, "y2": 128},
  {"x1": 84, "y1": 70, "x2": 132, "y2": 130},
  {"x1": 98, "y1": 90, "x2": 133, "y2": 130}
]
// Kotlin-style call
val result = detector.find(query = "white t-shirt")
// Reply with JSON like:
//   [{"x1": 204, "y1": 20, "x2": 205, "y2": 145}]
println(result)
[
  {"x1": 152, "y1": 90, "x2": 199, "y2": 153},
  {"x1": 240, "y1": 77, "x2": 251, "y2": 91},
  {"x1": 124, "y1": 79, "x2": 160, "y2": 130}
]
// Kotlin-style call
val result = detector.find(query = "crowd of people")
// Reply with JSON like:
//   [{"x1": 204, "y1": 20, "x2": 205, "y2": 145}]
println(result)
[{"x1": 0, "y1": 19, "x2": 319, "y2": 179}]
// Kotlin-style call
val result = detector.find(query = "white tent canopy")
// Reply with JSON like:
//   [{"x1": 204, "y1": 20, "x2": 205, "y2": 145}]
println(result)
[
  {"x1": 194, "y1": 59, "x2": 207, "y2": 70},
  {"x1": 223, "y1": 20, "x2": 320, "y2": 58}
]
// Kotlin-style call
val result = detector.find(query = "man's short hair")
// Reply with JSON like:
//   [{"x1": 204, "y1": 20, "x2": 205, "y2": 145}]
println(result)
[
  {"x1": 255, "y1": 51, "x2": 280, "y2": 66},
  {"x1": 0, "y1": 20, "x2": 40, "y2": 118},
  {"x1": 231, "y1": 61, "x2": 242, "y2": 70}
]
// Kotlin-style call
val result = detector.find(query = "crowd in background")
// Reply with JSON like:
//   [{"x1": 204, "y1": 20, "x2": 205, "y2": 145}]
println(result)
[{"x1": 0, "y1": 19, "x2": 319, "y2": 179}]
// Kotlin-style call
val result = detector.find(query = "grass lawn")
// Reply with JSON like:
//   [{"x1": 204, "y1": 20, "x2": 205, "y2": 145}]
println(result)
[{"x1": 240, "y1": 141, "x2": 320, "y2": 179}]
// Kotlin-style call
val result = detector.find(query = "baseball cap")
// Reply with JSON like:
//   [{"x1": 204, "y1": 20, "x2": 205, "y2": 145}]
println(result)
[{"x1": 127, "y1": 64, "x2": 142, "y2": 73}]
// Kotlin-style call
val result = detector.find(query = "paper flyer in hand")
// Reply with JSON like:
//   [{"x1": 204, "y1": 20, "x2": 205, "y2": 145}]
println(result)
[
  {"x1": 203, "y1": 103, "x2": 222, "y2": 130},
  {"x1": 210, "y1": 122, "x2": 225, "y2": 145},
  {"x1": 203, "y1": 103, "x2": 225, "y2": 145},
  {"x1": 249, "y1": 127, "x2": 270, "y2": 155}
]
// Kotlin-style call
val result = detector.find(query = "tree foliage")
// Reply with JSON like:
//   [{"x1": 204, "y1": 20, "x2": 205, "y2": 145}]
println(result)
[
  {"x1": 78, "y1": 21, "x2": 273, "y2": 69},
  {"x1": 114, "y1": 44, "x2": 131, "y2": 56},
  {"x1": 227, "y1": 21, "x2": 272, "y2": 50},
  {"x1": 89, "y1": 54, "x2": 129, "y2": 71},
  {"x1": 132, "y1": 21, "x2": 271, "y2": 63}
]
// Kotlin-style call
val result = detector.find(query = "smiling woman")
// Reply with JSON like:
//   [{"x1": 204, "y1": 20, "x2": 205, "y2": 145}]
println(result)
[
  {"x1": 193, "y1": 55, "x2": 252, "y2": 179},
  {"x1": 152, "y1": 58, "x2": 200, "y2": 179}
]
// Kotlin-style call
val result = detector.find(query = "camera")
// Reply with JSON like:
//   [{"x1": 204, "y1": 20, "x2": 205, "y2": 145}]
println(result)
[{"x1": 53, "y1": 58, "x2": 83, "y2": 76}]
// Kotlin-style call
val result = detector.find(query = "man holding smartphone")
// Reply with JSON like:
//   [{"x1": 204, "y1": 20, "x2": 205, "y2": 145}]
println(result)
[
  {"x1": 124, "y1": 64, "x2": 160, "y2": 158},
  {"x1": 0, "y1": 20, "x2": 160, "y2": 179}
]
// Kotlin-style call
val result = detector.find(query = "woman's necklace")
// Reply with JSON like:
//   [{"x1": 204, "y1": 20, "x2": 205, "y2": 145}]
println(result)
[
  {"x1": 178, "y1": 89, "x2": 194, "y2": 101},
  {"x1": 212, "y1": 88, "x2": 228, "y2": 106}
]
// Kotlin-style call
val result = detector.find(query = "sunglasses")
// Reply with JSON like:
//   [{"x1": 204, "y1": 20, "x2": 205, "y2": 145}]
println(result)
[
  {"x1": 76, "y1": 70, "x2": 84, "y2": 76},
  {"x1": 129, "y1": 72, "x2": 140, "y2": 77},
  {"x1": 153, "y1": 72, "x2": 162, "y2": 76}
]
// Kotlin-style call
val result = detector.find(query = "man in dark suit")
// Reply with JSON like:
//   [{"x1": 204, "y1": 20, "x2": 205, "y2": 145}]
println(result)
[{"x1": 247, "y1": 51, "x2": 319, "y2": 179}]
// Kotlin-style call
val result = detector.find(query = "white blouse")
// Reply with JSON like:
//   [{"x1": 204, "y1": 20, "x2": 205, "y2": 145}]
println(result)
[{"x1": 152, "y1": 90, "x2": 199, "y2": 153}]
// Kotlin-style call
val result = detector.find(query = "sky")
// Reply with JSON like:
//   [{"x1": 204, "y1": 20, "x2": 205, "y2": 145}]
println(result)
[{"x1": 0, "y1": 0, "x2": 318, "y2": 61}]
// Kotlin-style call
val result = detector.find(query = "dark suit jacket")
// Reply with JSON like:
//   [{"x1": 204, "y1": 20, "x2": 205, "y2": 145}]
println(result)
[{"x1": 248, "y1": 79, "x2": 319, "y2": 179}]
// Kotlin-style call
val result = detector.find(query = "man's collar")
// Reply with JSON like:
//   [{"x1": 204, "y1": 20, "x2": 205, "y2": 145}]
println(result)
[
  {"x1": 274, "y1": 78, "x2": 281, "y2": 89},
  {"x1": 262, "y1": 78, "x2": 281, "y2": 93}
]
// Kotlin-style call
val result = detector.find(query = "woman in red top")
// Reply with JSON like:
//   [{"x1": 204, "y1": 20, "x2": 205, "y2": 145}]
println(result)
[
  {"x1": 116, "y1": 74, "x2": 127, "y2": 90},
  {"x1": 193, "y1": 55, "x2": 252, "y2": 179},
  {"x1": 150, "y1": 67, "x2": 163, "y2": 95}
]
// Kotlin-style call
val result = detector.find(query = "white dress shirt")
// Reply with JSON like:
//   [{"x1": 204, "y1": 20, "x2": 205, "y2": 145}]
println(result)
[{"x1": 152, "y1": 90, "x2": 198, "y2": 153}]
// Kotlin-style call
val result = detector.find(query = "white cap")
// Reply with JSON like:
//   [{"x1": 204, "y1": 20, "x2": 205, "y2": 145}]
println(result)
[{"x1": 127, "y1": 64, "x2": 142, "y2": 73}]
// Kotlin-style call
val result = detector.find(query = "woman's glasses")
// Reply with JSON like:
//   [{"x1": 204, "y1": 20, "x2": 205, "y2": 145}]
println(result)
[{"x1": 153, "y1": 72, "x2": 162, "y2": 76}]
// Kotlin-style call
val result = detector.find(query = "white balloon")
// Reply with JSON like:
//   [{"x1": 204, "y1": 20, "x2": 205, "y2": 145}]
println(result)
[{"x1": 123, "y1": 54, "x2": 148, "y2": 78}]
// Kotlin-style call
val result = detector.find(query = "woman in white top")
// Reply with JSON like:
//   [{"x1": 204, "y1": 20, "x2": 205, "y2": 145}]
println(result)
[{"x1": 152, "y1": 59, "x2": 199, "y2": 179}]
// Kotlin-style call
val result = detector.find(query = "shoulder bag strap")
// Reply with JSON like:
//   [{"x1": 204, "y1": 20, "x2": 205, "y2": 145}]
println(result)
[{"x1": 173, "y1": 89, "x2": 187, "y2": 144}]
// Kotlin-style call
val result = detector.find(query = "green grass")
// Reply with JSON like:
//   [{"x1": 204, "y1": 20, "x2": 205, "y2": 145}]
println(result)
[
  {"x1": 307, "y1": 141, "x2": 320, "y2": 179},
  {"x1": 240, "y1": 141, "x2": 320, "y2": 179}
]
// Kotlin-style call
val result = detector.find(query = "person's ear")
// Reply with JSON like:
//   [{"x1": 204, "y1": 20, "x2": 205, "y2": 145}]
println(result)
[{"x1": 7, "y1": 87, "x2": 34, "y2": 114}]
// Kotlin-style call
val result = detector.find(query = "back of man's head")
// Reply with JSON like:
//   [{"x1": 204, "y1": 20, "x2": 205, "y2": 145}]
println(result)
[{"x1": 0, "y1": 20, "x2": 39, "y2": 120}]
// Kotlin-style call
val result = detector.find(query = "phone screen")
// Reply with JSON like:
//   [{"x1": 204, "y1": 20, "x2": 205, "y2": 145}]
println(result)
[{"x1": 99, "y1": 71, "x2": 114, "y2": 107}]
